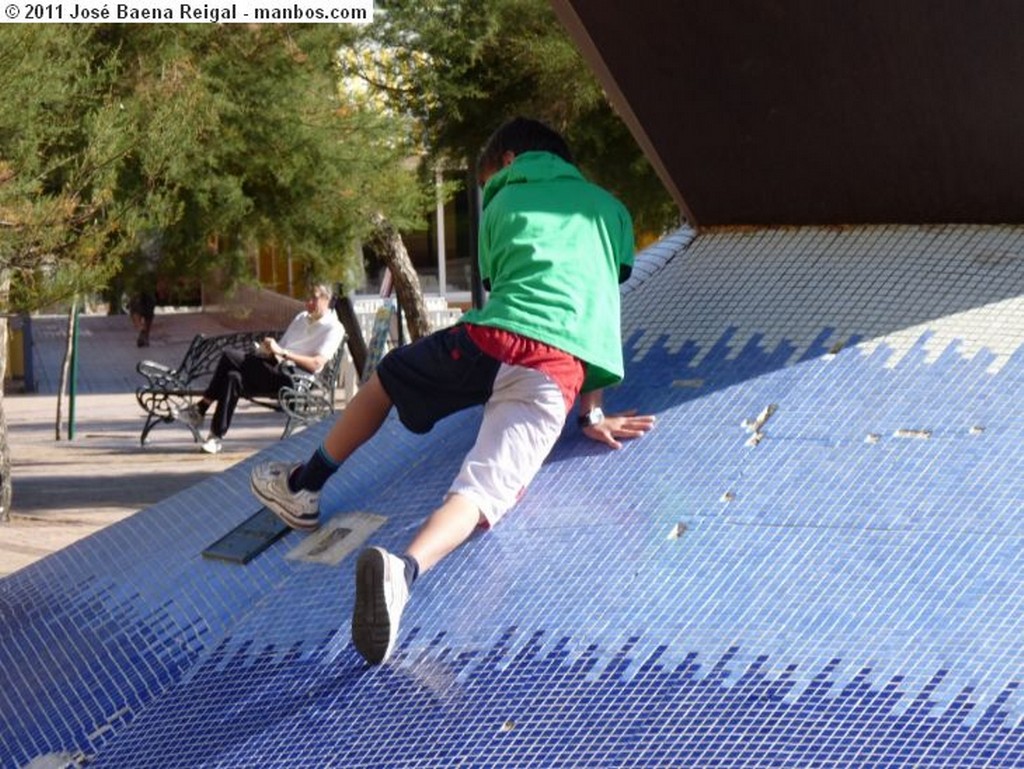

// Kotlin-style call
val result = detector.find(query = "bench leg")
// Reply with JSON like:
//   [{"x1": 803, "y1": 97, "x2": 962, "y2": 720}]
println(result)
[
  {"x1": 140, "y1": 414, "x2": 164, "y2": 446},
  {"x1": 139, "y1": 406, "x2": 202, "y2": 444}
]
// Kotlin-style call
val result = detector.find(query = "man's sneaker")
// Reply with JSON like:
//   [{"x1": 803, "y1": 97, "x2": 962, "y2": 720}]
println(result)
[
  {"x1": 199, "y1": 436, "x2": 222, "y2": 454},
  {"x1": 249, "y1": 461, "x2": 321, "y2": 531},
  {"x1": 183, "y1": 404, "x2": 204, "y2": 430},
  {"x1": 352, "y1": 547, "x2": 410, "y2": 665}
]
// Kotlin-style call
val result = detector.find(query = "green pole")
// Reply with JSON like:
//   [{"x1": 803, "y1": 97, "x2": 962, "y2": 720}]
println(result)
[{"x1": 68, "y1": 304, "x2": 79, "y2": 440}]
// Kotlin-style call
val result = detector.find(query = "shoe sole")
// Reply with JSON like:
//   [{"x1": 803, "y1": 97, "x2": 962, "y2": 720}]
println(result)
[
  {"x1": 352, "y1": 548, "x2": 394, "y2": 664},
  {"x1": 249, "y1": 477, "x2": 320, "y2": 532}
]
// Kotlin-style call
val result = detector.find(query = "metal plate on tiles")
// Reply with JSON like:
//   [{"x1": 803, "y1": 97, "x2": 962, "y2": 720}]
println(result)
[
  {"x1": 286, "y1": 512, "x2": 387, "y2": 566},
  {"x1": 202, "y1": 507, "x2": 290, "y2": 565}
]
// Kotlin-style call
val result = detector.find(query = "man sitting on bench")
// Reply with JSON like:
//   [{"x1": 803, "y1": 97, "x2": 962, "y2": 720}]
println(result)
[{"x1": 185, "y1": 283, "x2": 345, "y2": 454}]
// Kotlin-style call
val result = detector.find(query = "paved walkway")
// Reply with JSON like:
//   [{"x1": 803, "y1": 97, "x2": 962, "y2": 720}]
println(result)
[{"x1": 2, "y1": 310, "x2": 322, "y2": 578}]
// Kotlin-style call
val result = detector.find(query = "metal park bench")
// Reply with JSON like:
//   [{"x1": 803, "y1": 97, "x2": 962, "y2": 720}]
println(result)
[{"x1": 135, "y1": 329, "x2": 345, "y2": 445}]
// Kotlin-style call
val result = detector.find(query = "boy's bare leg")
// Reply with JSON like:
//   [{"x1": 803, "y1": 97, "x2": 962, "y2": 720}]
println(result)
[
  {"x1": 322, "y1": 372, "x2": 394, "y2": 462},
  {"x1": 405, "y1": 492, "x2": 484, "y2": 573},
  {"x1": 351, "y1": 492, "x2": 481, "y2": 664}
]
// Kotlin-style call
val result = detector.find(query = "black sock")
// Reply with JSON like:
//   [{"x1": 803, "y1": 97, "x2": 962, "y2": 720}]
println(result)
[
  {"x1": 287, "y1": 465, "x2": 303, "y2": 493},
  {"x1": 400, "y1": 554, "x2": 420, "y2": 589},
  {"x1": 288, "y1": 445, "x2": 341, "y2": 493}
]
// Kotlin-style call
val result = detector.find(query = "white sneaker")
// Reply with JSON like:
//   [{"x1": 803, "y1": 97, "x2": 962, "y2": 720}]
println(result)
[
  {"x1": 352, "y1": 547, "x2": 410, "y2": 665},
  {"x1": 249, "y1": 461, "x2": 321, "y2": 531},
  {"x1": 183, "y1": 404, "x2": 205, "y2": 430},
  {"x1": 199, "y1": 436, "x2": 222, "y2": 454}
]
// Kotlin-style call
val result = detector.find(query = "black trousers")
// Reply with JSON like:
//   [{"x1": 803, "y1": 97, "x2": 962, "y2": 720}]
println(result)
[{"x1": 202, "y1": 349, "x2": 290, "y2": 438}]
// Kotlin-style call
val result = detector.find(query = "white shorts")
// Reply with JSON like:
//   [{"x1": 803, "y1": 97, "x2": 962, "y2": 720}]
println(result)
[{"x1": 447, "y1": 363, "x2": 568, "y2": 525}]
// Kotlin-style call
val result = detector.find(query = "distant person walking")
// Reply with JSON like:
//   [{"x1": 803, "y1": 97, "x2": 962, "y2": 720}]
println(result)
[{"x1": 129, "y1": 291, "x2": 156, "y2": 347}]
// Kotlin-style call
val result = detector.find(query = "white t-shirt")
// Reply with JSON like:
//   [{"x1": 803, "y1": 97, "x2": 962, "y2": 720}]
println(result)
[{"x1": 278, "y1": 311, "x2": 345, "y2": 372}]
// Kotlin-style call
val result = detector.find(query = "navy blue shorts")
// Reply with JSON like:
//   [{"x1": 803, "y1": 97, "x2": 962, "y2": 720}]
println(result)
[{"x1": 375, "y1": 325, "x2": 501, "y2": 434}]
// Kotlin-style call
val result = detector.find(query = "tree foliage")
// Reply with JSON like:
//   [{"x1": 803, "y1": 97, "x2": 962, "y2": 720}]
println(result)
[
  {"x1": 0, "y1": 23, "x2": 430, "y2": 522},
  {"x1": 0, "y1": 26, "x2": 128, "y2": 308},
  {"x1": 343, "y1": 0, "x2": 680, "y2": 235},
  {"x1": 0, "y1": 24, "x2": 428, "y2": 311}
]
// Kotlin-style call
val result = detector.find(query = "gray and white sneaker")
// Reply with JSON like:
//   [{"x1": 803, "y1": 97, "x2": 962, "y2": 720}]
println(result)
[
  {"x1": 183, "y1": 404, "x2": 205, "y2": 430},
  {"x1": 199, "y1": 436, "x2": 222, "y2": 454},
  {"x1": 249, "y1": 461, "x2": 321, "y2": 531},
  {"x1": 352, "y1": 547, "x2": 410, "y2": 665}
]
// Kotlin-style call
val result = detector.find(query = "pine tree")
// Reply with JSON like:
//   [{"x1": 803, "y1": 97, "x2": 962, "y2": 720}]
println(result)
[
  {"x1": 0, "y1": 24, "x2": 429, "y2": 521},
  {"x1": 345, "y1": 0, "x2": 679, "y2": 234}
]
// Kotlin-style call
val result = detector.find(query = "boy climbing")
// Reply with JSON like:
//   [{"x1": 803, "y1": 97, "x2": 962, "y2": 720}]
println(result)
[{"x1": 250, "y1": 117, "x2": 655, "y2": 664}]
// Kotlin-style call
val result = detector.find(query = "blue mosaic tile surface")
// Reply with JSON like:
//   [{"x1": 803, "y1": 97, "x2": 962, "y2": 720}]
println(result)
[{"x1": 2, "y1": 224, "x2": 1023, "y2": 768}]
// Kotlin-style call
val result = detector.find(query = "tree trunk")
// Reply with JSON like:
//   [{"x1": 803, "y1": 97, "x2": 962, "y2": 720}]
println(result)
[
  {"x1": 0, "y1": 271, "x2": 11, "y2": 523},
  {"x1": 0, "y1": 379, "x2": 8, "y2": 523},
  {"x1": 55, "y1": 299, "x2": 76, "y2": 441},
  {"x1": 368, "y1": 212, "x2": 432, "y2": 342}
]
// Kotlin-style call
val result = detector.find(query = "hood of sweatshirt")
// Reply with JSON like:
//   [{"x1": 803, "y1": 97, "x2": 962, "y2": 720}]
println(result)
[{"x1": 481, "y1": 151, "x2": 585, "y2": 209}]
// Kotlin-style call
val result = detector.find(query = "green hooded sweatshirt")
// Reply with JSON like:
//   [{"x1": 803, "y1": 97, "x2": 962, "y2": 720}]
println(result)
[{"x1": 460, "y1": 151, "x2": 635, "y2": 393}]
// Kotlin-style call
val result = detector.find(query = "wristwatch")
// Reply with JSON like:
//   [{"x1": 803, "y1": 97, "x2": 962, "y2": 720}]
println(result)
[{"x1": 577, "y1": 407, "x2": 604, "y2": 428}]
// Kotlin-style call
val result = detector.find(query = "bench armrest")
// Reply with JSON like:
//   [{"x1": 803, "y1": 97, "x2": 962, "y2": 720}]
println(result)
[
  {"x1": 277, "y1": 360, "x2": 318, "y2": 387},
  {"x1": 137, "y1": 359, "x2": 190, "y2": 392},
  {"x1": 137, "y1": 359, "x2": 172, "y2": 378}
]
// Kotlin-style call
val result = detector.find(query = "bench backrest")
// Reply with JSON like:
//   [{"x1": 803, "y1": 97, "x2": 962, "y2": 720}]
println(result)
[
  {"x1": 316, "y1": 340, "x2": 346, "y2": 398},
  {"x1": 177, "y1": 330, "x2": 280, "y2": 388}
]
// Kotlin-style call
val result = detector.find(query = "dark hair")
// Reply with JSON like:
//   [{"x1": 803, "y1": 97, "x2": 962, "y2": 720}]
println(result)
[{"x1": 476, "y1": 117, "x2": 574, "y2": 178}]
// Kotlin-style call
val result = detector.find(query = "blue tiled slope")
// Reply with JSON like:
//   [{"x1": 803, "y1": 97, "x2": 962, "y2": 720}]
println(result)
[{"x1": 2, "y1": 225, "x2": 1023, "y2": 768}]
